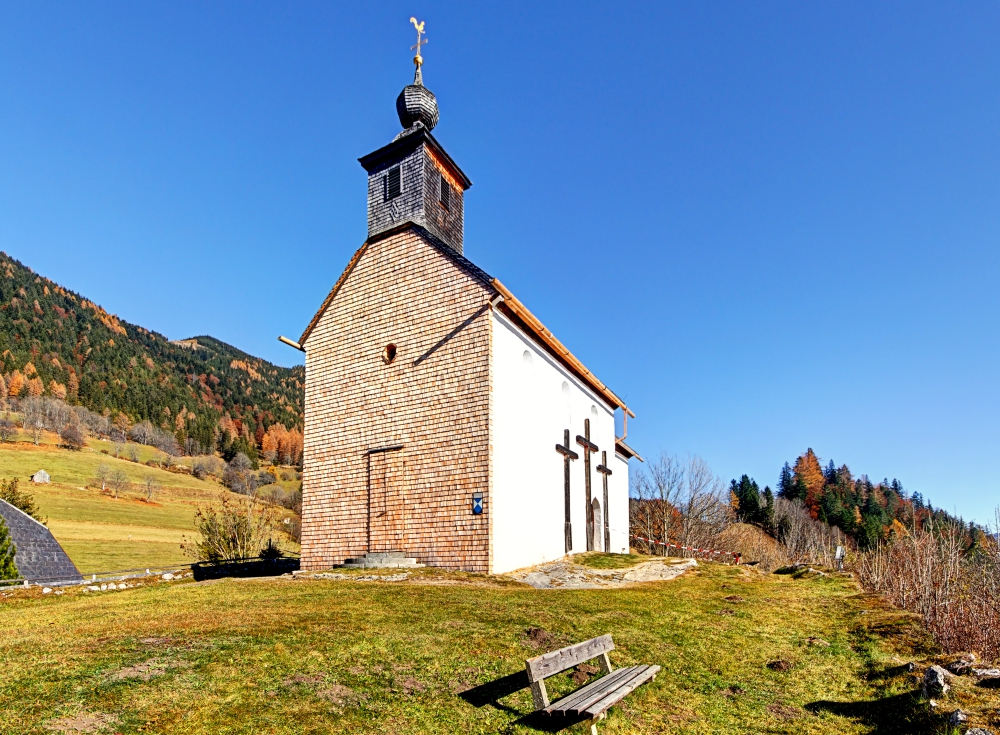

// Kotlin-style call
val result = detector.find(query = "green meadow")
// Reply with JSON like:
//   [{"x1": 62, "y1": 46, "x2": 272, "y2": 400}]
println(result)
[
  {"x1": 0, "y1": 433, "x2": 298, "y2": 573},
  {"x1": 3, "y1": 560, "x2": 994, "y2": 735}
]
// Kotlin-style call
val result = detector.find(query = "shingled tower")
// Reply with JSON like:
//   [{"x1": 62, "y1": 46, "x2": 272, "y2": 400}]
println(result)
[{"x1": 358, "y1": 40, "x2": 471, "y2": 254}]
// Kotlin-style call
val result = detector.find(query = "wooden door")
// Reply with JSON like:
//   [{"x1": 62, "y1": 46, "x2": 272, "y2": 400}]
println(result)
[{"x1": 367, "y1": 450, "x2": 404, "y2": 553}]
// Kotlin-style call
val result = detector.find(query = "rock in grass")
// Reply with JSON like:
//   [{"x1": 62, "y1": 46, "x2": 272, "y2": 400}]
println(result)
[
  {"x1": 945, "y1": 654, "x2": 976, "y2": 675},
  {"x1": 923, "y1": 665, "x2": 950, "y2": 696},
  {"x1": 965, "y1": 729, "x2": 995, "y2": 735},
  {"x1": 947, "y1": 709, "x2": 968, "y2": 726},
  {"x1": 972, "y1": 668, "x2": 1000, "y2": 678}
]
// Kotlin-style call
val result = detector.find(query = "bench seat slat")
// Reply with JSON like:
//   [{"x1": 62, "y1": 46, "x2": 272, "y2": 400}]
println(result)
[
  {"x1": 565, "y1": 666, "x2": 652, "y2": 715},
  {"x1": 581, "y1": 664, "x2": 660, "y2": 717},
  {"x1": 543, "y1": 665, "x2": 640, "y2": 714}
]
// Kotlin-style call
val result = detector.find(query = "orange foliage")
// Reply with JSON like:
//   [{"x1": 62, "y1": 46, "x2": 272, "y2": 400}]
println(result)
[
  {"x1": 26, "y1": 377, "x2": 44, "y2": 397},
  {"x1": 7, "y1": 371, "x2": 24, "y2": 397},
  {"x1": 794, "y1": 448, "x2": 825, "y2": 519},
  {"x1": 48, "y1": 381, "x2": 67, "y2": 400}
]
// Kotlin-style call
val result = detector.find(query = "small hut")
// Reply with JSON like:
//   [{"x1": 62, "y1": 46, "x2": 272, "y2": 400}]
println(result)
[{"x1": 30, "y1": 470, "x2": 50, "y2": 484}]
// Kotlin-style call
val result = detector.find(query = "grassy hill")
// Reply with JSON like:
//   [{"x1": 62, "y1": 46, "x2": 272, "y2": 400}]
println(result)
[
  {"x1": 0, "y1": 251, "x2": 303, "y2": 444},
  {"x1": 2, "y1": 561, "x2": 997, "y2": 734},
  {"x1": 1, "y1": 431, "x2": 299, "y2": 573}
]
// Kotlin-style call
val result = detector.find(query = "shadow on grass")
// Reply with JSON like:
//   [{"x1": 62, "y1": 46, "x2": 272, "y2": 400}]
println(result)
[
  {"x1": 807, "y1": 691, "x2": 939, "y2": 734},
  {"x1": 459, "y1": 672, "x2": 589, "y2": 732},
  {"x1": 865, "y1": 663, "x2": 915, "y2": 681}
]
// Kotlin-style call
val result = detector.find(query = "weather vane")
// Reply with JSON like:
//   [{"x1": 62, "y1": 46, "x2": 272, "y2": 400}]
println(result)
[{"x1": 410, "y1": 17, "x2": 427, "y2": 67}]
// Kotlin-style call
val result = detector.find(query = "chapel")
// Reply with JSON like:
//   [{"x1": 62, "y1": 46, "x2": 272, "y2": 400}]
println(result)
[{"x1": 293, "y1": 31, "x2": 641, "y2": 575}]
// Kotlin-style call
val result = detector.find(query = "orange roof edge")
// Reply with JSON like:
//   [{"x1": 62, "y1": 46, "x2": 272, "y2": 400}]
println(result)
[
  {"x1": 299, "y1": 243, "x2": 370, "y2": 347},
  {"x1": 490, "y1": 278, "x2": 629, "y2": 413}
]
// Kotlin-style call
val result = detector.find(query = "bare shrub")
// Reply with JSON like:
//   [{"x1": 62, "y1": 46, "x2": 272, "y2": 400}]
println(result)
[
  {"x1": 773, "y1": 497, "x2": 848, "y2": 566},
  {"x1": 108, "y1": 469, "x2": 130, "y2": 499},
  {"x1": 183, "y1": 493, "x2": 279, "y2": 562},
  {"x1": 60, "y1": 422, "x2": 86, "y2": 450},
  {"x1": 142, "y1": 475, "x2": 161, "y2": 503},
  {"x1": 855, "y1": 519, "x2": 1000, "y2": 662},
  {"x1": 95, "y1": 464, "x2": 111, "y2": 494},
  {"x1": 0, "y1": 414, "x2": 15, "y2": 443},
  {"x1": 629, "y1": 452, "x2": 731, "y2": 557},
  {"x1": 127, "y1": 444, "x2": 140, "y2": 463}
]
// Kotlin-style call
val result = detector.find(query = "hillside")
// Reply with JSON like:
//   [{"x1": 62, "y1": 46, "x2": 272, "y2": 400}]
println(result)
[
  {"x1": 0, "y1": 251, "x2": 303, "y2": 447},
  {"x1": 3, "y1": 561, "x2": 997, "y2": 734}
]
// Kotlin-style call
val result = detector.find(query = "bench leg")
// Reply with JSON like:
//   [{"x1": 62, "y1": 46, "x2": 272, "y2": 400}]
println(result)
[
  {"x1": 530, "y1": 679, "x2": 549, "y2": 710},
  {"x1": 597, "y1": 652, "x2": 613, "y2": 675},
  {"x1": 590, "y1": 711, "x2": 607, "y2": 735}
]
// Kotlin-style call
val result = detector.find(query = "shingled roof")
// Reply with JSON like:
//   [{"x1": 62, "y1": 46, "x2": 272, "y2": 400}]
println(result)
[{"x1": 0, "y1": 498, "x2": 82, "y2": 584}]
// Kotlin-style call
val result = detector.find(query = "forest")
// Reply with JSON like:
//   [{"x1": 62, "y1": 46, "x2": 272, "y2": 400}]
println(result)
[{"x1": 0, "y1": 251, "x2": 303, "y2": 457}]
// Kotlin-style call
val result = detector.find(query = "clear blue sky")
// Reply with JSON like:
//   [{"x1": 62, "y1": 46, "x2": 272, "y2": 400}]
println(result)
[{"x1": 2, "y1": 2, "x2": 998, "y2": 524}]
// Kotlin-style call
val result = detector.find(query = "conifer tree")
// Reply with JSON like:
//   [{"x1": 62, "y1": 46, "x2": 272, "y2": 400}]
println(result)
[
  {"x1": 777, "y1": 462, "x2": 794, "y2": 498},
  {"x1": 0, "y1": 516, "x2": 17, "y2": 580}
]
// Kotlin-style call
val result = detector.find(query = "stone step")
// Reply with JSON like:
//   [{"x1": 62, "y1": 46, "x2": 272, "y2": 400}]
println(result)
[{"x1": 339, "y1": 554, "x2": 424, "y2": 569}]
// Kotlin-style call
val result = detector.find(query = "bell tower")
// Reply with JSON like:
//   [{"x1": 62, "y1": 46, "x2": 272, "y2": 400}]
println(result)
[{"x1": 358, "y1": 20, "x2": 472, "y2": 254}]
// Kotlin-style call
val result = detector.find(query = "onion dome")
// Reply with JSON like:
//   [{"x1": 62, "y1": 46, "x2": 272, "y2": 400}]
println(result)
[{"x1": 396, "y1": 63, "x2": 439, "y2": 132}]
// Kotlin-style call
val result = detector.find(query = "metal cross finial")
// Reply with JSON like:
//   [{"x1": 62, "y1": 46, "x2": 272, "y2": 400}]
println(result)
[{"x1": 409, "y1": 17, "x2": 427, "y2": 66}]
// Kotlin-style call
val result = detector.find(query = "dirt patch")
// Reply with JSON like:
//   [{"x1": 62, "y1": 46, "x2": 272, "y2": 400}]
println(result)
[
  {"x1": 524, "y1": 626, "x2": 558, "y2": 650},
  {"x1": 139, "y1": 636, "x2": 176, "y2": 646},
  {"x1": 570, "y1": 663, "x2": 599, "y2": 685},
  {"x1": 397, "y1": 676, "x2": 427, "y2": 694},
  {"x1": 716, "y1": 609, "x2": 736, "y2": 616},
  {"x1": 318, "y1": 683, "x2": 363, "y2": 707},
  {"x1": 113, "y1": 659, "x2": 168, "y2": 681},
  {"x1": 767, "y1": 660, "x2": 793, "y2": 672},
  {"x1": 44, "y1": 713, "x2": 118, "y2": 733},
  {"x1": 766, "y1": 702, "x2": 800, "y2": 719},
  {"x1": 721, "y1": 685, "x2": 745, "y2": 697},
  {"x1": 723, "y1": 595, "x2": 745, "y2": 603},
  {"x1": 806, "y1": 637, "x2": 830, "y2": 647}
]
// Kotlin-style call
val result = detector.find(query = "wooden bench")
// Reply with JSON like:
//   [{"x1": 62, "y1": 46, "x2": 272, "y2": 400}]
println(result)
[{"x1": 525, "y1": 634, "x2": 659, "y2": 733}]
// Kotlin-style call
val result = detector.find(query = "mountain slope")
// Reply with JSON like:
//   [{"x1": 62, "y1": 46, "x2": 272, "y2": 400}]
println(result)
[{"x1": 0, "y1": 251, "x2": 303, "y2": 442}]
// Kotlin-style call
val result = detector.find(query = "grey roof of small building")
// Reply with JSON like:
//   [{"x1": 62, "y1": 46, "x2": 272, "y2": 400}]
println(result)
[{"x1": 0, "y1": 498, "x2": 82, "y2": 584}]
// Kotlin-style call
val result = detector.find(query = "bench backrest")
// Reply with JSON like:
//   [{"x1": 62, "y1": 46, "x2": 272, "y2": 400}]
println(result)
[{"x1": 525, "y1": 634, "x2": 615, "y2": 683}]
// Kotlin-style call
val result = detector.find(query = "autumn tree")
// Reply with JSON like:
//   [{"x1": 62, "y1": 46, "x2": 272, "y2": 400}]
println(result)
[
  {"x1": 793, "y1": 448, "x2": 825, "y2": 519},
  {"x1": 26, "y1": 377, "x2": 44, "y2": 397},
  {"x1": 7, "y1": 371, "x2": 24, "y2": 398}
]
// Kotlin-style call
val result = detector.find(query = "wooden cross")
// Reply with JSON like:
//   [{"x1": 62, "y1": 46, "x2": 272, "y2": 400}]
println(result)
[
  {"x1": 597, "y1": 451, "x2": 613, "y2": 553},
  {"x1": 555, "y1": 429, "x2": 578, "y2": 553},
  {"x1": 576, "y1": 419, "x2": 599, "y2": 552}
]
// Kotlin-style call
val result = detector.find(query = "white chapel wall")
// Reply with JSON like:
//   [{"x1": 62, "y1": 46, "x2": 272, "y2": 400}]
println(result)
[{"x1": 490, "y1": 310, "x2": 628, "y2": 575}]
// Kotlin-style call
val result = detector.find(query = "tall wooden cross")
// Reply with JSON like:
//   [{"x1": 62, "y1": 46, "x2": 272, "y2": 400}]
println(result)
[
  {"x1": 576, "y1": 419, "x2": 599, "y2": 551},
  {"x1": 555, "y1": 430, "x2": 579, "y2": 552},
  {"x1": 596, "y1": 450, "x2": 613, "y2": 552}
]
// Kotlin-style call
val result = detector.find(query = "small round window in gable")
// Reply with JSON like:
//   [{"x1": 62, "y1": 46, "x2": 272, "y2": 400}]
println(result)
[
  {"x1": 591, "y1": 405, "x2": 598, "y2": 417},
  {"x1": 522, "y1": 349, "x2": 532, "y2": 365},
  {"x1": 561, "y1": 381, "x2": 570, "y2": 395},
  {"x1": 382, "y1": 343, "x2": 397, "y2": 364}
]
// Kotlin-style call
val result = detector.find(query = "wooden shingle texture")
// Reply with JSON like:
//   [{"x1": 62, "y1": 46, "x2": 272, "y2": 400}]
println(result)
[{"x1": 300, "y1": 228, "x2": 494, "y2": 572}]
